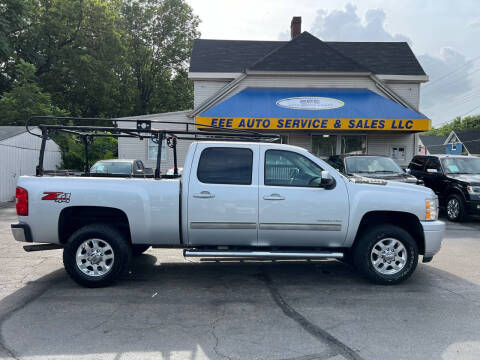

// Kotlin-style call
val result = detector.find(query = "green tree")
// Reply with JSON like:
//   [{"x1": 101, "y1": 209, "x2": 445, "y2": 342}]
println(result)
[
  {"x1": 427, "y1": 114, "x2": 480, "y2": 136},
  {"x1": 0, "y1": 0, "x2": 33, "y2": 92},
  {"x1": 0, "y1": 60, "x2": 68, "y2": 125},
  {"x1": 122, "y1": 0, "x2": 200, "y2": 114}
]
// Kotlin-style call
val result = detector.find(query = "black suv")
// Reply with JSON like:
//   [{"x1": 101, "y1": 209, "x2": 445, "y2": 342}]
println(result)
[
  {"x1": 327, "y1": 154, "x2": 421, "y2": 184},
  {"x1": 408, "y1": 155, "x2": 480, "y2": 222}
]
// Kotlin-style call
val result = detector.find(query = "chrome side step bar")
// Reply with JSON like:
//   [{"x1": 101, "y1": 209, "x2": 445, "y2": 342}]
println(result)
[{"x1": 184, "y1": 249, "x2": 343, "y2": 259}]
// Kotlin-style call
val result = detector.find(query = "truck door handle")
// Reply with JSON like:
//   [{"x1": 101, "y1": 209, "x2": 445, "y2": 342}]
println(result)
[
  {"x1": 263, "y1": 194, "x2": 285, "y2": 200},
  {"x1": 193, "y1": 191, "x2": 215, "y2": 199}
]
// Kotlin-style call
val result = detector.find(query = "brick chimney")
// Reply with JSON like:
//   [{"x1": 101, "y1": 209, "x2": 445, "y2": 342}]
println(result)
[{"x1": 290, "y1": 16, "x2": 301, "y2": 39}]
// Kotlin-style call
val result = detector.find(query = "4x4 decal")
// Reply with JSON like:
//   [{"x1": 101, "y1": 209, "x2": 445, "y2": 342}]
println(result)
[{"x1": 42, "y1": 192, "x2": 71, "y2": 203}]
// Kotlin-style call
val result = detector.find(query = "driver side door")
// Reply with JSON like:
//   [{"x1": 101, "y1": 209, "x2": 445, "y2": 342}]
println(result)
[{"x1": 258, "y1": 147, "x2": 349, "y2": 247}]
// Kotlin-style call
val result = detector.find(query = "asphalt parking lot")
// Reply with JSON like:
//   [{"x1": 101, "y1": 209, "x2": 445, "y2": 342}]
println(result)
[{"x1": 0, "y1": 204, "x2": 479, "y2": 360}]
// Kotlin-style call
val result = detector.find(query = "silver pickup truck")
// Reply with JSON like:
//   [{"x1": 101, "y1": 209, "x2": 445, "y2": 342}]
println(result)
[{"x1": 12, "y1": 138, "x2": 445, "y2": 287}]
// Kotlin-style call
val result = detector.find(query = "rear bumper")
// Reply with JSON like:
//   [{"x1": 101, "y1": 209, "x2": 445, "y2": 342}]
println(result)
[
  {"x1": 421, "y1": 220, "x2": 445, "y2": 258},
  {"x1": 11, "y1": 223, "x2": 33, "y2": 243}
]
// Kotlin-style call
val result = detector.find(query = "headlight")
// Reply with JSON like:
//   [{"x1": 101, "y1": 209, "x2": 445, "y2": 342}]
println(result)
[
  {"x1": 425, "y1": 198, "x2": 439, "y2": 221},
  {"x1": 467, "y1": 186, "x2": 480, "y2": 195}
]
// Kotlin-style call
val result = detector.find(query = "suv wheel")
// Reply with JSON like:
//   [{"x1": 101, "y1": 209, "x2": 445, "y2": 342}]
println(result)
[
  {"x1": 63, "y1": 224, "x2": 132, "y2": 288},
  {"x1": 353, "y1": 224, "x2": 418, "y2": 285},
  {"x1": 446, "y1": 194, "x2": 466, "y2": 222}
]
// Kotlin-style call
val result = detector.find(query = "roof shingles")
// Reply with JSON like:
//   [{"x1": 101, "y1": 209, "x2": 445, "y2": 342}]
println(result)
[{"x1": 189, "y1": 32, "x2": 426, "y2": 76}]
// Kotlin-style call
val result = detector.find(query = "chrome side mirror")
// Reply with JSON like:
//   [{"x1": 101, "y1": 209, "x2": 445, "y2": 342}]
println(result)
[{"x1": 405, "y1": 168, "x2": 411, "y2": 174}]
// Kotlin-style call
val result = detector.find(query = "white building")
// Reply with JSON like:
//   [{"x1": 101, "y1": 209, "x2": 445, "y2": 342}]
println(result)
[
  {"x1": 0, "y1": 126, "x2": 61, "y2": 202},
  {"x1": 119, "y1": 17, "x2": 430, "y2": 172}
]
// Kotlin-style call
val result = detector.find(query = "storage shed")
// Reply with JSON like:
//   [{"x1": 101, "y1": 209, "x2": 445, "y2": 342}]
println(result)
[{"x1": 0, "y1": 126, "x2": 61, "y2": 202}]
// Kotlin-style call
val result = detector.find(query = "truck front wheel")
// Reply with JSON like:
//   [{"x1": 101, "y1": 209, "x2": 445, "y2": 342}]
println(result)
[
  {"x1": 63, "y1": 224, "x2": 132, "y2": 288},
  {"x1": 353, "y1": 224, "x2": 418, "y2": 285}
]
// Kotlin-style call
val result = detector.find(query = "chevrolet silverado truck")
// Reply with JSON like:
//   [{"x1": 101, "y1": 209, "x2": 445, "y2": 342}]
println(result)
[{"x1": 11, "y1": 139, "x2": 446, "y2": 287}]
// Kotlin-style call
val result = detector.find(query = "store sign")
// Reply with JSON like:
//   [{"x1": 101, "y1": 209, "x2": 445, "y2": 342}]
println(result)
[
  {"x1": 196, "y1": 117, "x2": 431, "y2": 131},
  {"x1": 276, "y1": 97, "x2": 344, "y2": 110}
]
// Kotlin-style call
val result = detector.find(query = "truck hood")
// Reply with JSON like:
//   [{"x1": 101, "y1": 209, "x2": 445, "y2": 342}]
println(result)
[
  {"x1": 448, "y1": 173, "x2": 480, "y2": 185},
  {"x1": 348, "y1": 175, "x2": 434, "y2": 196},
  {"x1": 350, "y1": 172, "x2": 418, "y2": 183}
]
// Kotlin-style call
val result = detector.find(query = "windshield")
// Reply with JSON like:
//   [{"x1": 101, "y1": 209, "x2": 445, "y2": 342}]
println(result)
[
  {"x1": 345, "y1": 156, "x2": 403, "y2": 174},
  {"x1": 90, "y1": 161, "x2": 132, "y2": 174},
  {"x1": 441, "y1": 157, "x2": 480, "y2": 174}
]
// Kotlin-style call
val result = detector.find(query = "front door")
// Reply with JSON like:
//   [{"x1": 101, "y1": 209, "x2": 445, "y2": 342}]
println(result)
[
  {"x1": 258, "y1": 147, "x2": 349, "y2": 247},
  {"x1": 187, "y1": 144, "x2": 259, "y2": 246}
]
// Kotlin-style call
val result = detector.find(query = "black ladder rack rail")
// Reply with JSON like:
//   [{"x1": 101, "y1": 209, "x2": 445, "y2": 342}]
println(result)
[{"x1": 27, "y1": 116, "x2": 280, "y2": 179}]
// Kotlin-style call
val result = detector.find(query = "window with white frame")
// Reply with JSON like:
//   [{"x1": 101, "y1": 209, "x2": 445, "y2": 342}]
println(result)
[
  {"x1": 147, "y1": 138, "x2": 166, "y2": 160},
  {"x1": 341, "y1": 135, "x2": 367, "y2": 155}
]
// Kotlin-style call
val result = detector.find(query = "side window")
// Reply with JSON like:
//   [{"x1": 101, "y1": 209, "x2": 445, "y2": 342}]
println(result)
[
  {"x1": 425, "y1": 158, "x2": 442, "y2": 173},
  {"x1": 410, "y1": 156, "x2": 426, "y2": 171},
  {"x1": 265, "y1": 150, "x2": 323, "y2": 187},
  {"x1": 197, "y1": 147, "x2": 253, "y2": 185}
]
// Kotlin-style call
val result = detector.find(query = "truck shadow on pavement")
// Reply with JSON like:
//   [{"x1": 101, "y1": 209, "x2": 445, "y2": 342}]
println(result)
[{"x1": 1, "y1": 253, "x2": 480, "y2": 360}]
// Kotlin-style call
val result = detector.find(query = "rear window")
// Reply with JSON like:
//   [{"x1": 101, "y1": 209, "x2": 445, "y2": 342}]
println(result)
[
  {"x1": 90, "y1": 161, "x2": 132, "y2": 174},
  {"x1": 197, "y1": 147, "x2": 253, "y2": 185}
]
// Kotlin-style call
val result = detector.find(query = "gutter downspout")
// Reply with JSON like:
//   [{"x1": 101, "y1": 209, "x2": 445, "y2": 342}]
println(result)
[{"x1": 188, "y1": 73, "x2": 247, "y2": 118}]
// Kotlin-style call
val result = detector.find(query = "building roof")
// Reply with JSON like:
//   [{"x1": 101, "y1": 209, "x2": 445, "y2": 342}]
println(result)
[
  {"x1": 249, "y1": 32, "x2": 369, "y2": 73},
  {"x1": 452, "y1": 129, "x2": 480, "y2": 155},
  {"x1": 0, "y1": 126, "x2": 27, "y2": 142},
  {"x1": 189, "y1": 32, "x2": 426, "y2": 75},
  {"x1": 419, "y1": 135, "x2": 447, "y2": 154}
]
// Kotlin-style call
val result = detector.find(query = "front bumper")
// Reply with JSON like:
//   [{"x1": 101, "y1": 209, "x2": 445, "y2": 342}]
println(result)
[
  {"x1": 421, "y1": 220, "x2": 445, "y2": 258},
  {"x1": 11, "y1": 223, "x2": 33, "y2": 243},
  {"x1": 467, "y1": 200, "x2": 480, "y2": 215}
]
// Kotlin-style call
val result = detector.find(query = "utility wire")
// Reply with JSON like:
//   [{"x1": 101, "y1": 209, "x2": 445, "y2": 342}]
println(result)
[
  {"x1": 423, "y1": 55, "x2": 480, "y2": 88},
  {"x1": 0, "y1": 143, "x2": 60, "y2": 152}
]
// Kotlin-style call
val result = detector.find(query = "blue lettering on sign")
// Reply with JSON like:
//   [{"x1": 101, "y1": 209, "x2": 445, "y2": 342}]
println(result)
[
  {"x1": 211, "y1": 118, "x2": 218, "y2": 127},
  {"x1": 379, "y1": 120, "x2": 385, "y2": 129},
  {"x1": 285, "y1": 119, "x2": 292, "y2": 128},
  {"x1": 321, "y1": 119, "x2": 328, "y2": 128},
  {"x1": 238, "y1": 119, "x2": 245, "y2": 128},
  {"x1": 348, "y1": 119, "x2": 355, "y2": 128},
  {"x1": 312, "y1": 119, "x2": 320, "y2": 128},
  {"x1": 405, "y1": 120, "x2": 413, "y2": 129},
  {"x1": 278, "y1": 119, "x2": 284, "y2": 128}
]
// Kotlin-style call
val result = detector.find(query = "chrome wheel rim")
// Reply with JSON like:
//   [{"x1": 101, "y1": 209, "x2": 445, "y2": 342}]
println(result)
[
  {"x1": 370, "y1": 238, "x2": 407, "y2": 275},
  {"x1": 447, "y1": 198, "x2": 460, "y2": 220},
  {"x1": 76, "y1": 239, "x2": 114, "y2": 277}
]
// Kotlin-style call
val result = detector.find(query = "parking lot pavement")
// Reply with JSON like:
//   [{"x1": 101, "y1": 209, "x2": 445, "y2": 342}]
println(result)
[{"x1": 1, "y1": 204, "x2": 479, "y2": 360}]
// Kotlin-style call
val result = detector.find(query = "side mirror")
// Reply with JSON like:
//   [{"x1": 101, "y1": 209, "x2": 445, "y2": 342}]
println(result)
[
  {"x1": 405, "y1": 168, "x2": 411, "y2": 174},
  {"x1": 320, "y1": 170, "x2": 336, "y2": 189}
]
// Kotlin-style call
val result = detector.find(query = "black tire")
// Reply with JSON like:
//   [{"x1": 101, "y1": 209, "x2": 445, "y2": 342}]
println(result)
[
  {"x1": 446, "y1": 194, "x2": 466, "y2": 222},
  {"x1": 353, "y1": 224, "x2": 418, "y2": 285},
  {"x1": 63, "y1": 224, "x2": 132, "y2": 288},
  {"x1": 132, "y1": 245, "x2": 150, "y2": 256}
]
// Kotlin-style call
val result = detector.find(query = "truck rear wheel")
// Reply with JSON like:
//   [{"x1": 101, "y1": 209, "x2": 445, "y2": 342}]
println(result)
[
  {"x1": 353, "y1": 224, "x2": 418, "y2": 285},
  {"x1": 63, "y1": 224, "x2": 132, "y2": 288}
]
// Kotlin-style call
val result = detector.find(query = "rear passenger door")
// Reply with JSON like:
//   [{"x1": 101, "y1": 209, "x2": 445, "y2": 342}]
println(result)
[{"x1": 187, "y1": 144, "x2": 259, "y2": 246}]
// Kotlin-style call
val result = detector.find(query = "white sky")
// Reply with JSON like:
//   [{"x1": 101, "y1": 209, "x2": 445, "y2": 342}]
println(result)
[{"x1": 187, "y1": 0, "x2": 480, "y2": 127}]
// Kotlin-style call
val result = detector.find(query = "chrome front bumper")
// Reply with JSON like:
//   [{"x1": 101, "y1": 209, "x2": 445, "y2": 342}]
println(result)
[{"x1": 421, "y1": 220, "x2": 445, "y2": 258}]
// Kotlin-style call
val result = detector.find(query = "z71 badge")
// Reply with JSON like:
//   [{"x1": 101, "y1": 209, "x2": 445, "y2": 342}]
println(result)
[{"x1": 42, "y1": 192, "x2": 71, "y2": 203}]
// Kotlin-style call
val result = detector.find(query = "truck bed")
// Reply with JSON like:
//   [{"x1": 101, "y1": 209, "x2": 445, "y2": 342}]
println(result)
[{"x1": 17, "y1": 176, "x2": 181, "y2": 245}]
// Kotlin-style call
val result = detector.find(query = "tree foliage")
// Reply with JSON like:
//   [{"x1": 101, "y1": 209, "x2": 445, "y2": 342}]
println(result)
[
  {"x1": 427, "y1": 115, "x2": 480, "y2": 136},
  {"x1": 0, "y1": 0, "x2": 200, "y2": 169}
]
